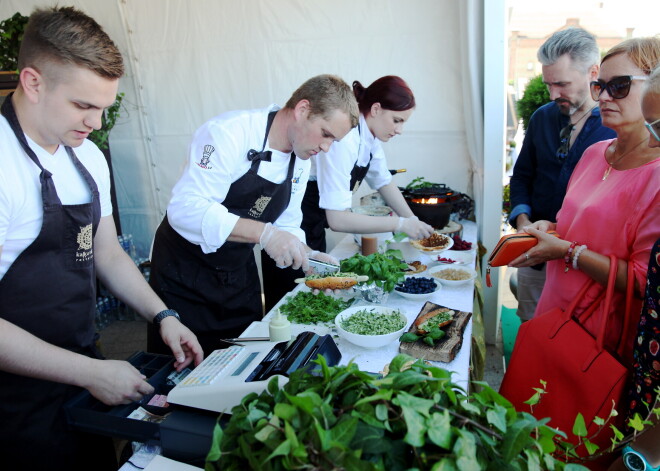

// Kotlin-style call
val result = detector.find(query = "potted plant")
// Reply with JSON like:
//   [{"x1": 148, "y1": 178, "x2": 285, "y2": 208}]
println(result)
[
  {"x1": 0, "y1": 12, "x2": 28, "y2": 94},
  {"x1": 206, "y1": 354, "x2": 590, "y2": 470},
  {"x1": 516, "y1": 74, "x2": 550, "y2": 131},
  {"x1": 340, "y1": 249, "x2": 407, "y2": 303}
]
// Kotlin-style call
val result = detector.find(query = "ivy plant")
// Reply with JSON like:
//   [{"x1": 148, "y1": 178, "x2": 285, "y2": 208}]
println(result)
[
  {"x1": 0, "y1": 12, "x2": 28, "y2": 71},
  {"x1": 89, "y1": 92, "x2": 124, "y2": 150},
  {"x1": 206, "y1": 354, "x2": 589, "y2": 471}
]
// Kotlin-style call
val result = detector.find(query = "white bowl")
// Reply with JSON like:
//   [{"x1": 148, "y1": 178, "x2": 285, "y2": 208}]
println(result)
[
  {"x1": 429, "y1": 267, "x2": 478, "y2": 287},
  {"x1": 335, "y1": 306, "x2": 407, "y2": 349},
  {"x1": 394, "y1": 276, "x2": 441, "y2": 300}
]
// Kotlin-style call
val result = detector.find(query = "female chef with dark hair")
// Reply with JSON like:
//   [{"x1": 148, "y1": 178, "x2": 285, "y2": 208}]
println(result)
[{"x1": 262, "y1": 75, "x2": 434, "y2": 310}]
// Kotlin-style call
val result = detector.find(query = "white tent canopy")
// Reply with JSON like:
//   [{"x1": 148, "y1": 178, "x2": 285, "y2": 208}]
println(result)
[{"x1": 0, "y1": 0, "x2": 505, "y2": 341}]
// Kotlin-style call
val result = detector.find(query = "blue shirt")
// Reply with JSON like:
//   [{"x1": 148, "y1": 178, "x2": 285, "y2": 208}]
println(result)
[{"x1": 508, "y1": 102, "x2": 616, "y2": 227}]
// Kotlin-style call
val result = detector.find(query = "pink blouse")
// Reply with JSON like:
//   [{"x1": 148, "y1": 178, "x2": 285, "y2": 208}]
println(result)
[{"x1": 535, "y1": 139, "x2": 660, "y2": 356}]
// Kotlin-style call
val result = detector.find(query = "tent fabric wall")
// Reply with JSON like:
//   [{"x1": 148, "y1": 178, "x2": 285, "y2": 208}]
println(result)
[{"x1": 0, "y1": 0, "x2": 485, "y2": 259}]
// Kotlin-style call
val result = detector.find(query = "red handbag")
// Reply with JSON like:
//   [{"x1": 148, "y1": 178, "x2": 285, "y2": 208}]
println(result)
[{"x1": 499, "y1": 255, "x2": 635, "y2": 465}]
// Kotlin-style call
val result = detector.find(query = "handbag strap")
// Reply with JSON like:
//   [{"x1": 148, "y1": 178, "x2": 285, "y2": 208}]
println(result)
[
  {"x1": 594, "y1": 255, "x2": 619, "y2": 351},
  {"x1": 615, "y1": 261, "x2": 636, "y2": 357}
]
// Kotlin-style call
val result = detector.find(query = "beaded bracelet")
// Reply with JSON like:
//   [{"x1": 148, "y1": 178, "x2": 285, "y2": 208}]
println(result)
[
  {"x1": 572, "y1": 245, "x2": 588, "y2": 271},
  {"x1": 564, "y1": 241, "x2": 578, "y2": 273}
]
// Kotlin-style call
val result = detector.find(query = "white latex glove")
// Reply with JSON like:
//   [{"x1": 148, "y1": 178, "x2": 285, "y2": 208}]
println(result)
[
  {"x1": 397, "y1": 216, "x2": 434, "y2": 239},
  {"x1": 260, "y1": 223, "x2": 309, "y2": 270}
]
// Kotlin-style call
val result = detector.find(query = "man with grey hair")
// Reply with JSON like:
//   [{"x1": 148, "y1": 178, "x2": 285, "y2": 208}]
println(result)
[{"x1": 508, "y1": 27, "x2": 615, "y2": 321}]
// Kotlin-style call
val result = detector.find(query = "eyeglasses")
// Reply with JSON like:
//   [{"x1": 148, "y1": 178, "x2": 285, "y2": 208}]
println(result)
[
  {"x1": 556, "y1": 123, "x2": 574, "y2": 160},
  {"x1": 646, "y1": 117, "x2": 660, "y2": 142},
  {"x1": 590, "y1": 75, "x2": 648, "y2": 101}
]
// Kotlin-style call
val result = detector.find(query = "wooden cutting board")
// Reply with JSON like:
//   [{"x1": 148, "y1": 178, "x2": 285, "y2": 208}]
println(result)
[{"x1": 398, "y1": 301, "x2": 472, "y2": 363}]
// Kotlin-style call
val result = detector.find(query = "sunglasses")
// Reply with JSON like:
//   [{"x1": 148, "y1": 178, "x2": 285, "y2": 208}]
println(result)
[
  {"x1": 556, "y1": 123, "x2": 575, "y2": 160},
  {"x1": 646, "y1": 118, "x2": 660, "y2": 142},
  {"x1": 590, "y1": 75, "x2": 647, "y2": 101}
]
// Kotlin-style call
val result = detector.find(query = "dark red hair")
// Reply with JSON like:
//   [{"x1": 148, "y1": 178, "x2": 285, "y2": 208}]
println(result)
[{"x1": 352, "y1": 75, "x2": 415, "y2": 115}]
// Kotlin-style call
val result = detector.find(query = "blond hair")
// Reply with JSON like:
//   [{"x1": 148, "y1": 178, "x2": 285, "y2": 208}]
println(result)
[
  {"x1": 285, "y1": 75, "x2": 359, "y2": 127},
  {"x1": 644, "y1": 65, "x2": 660, "y2": 97},
  {"x1": 18, "y1": 6, "x2": 124, "y2": 80},
  {"x1": 601, "y1": 36, "x2": 660, "y2": 75}
]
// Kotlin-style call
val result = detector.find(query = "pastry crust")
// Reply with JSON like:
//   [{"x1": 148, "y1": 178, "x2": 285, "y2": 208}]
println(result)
[
  {"x1": 404, "y1": 261, "x2": 427, "y2": 274},
  {"x1": 305, "y1": 277, "x2": 358, "y2": 290},
  {"x1": 414, "y1": 308, "x2": 454, "y2": 334},
  {"x1": 410, "y1": 233, "x2": 452, "y2": 252}
]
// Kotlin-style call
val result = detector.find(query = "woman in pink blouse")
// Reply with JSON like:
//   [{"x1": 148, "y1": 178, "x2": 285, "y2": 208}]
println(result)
[{"x1": 510, "y1": 37, "x2": 660, "y2": 361}]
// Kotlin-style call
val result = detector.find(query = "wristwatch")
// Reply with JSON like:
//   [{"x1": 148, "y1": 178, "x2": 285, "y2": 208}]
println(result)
[
  {"x1": 153, "y1": 309, "x2": 181, "y2": 326},
  {"x1": 623, "y1": 445, "x2": 660, "y2": 471}
]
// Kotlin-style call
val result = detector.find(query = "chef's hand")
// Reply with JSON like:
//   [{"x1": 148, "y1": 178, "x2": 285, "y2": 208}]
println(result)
[
  {"x1": 397, "y1": 216, "x2": 434, "y2": 239},
  {"x1": 508, "y1": 226, "x2": 568, "y2": 268},
  {"x1": 85, "y1": 359, "x2": 155, "y2": 406},
  {"x1": 260, "y1": 223, "x2": 309, "y2": 270},
  {"x1": 158, "y1": 316, "x2": 204, "y2": 371}
]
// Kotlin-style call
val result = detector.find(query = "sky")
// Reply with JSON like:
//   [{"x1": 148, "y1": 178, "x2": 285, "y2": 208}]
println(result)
[{"x1": 507, "y1": 0, "x2": 659, "y2": 37}]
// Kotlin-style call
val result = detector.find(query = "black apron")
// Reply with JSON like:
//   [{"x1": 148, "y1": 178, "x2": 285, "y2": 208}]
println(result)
[
  {"x1": 264, "y1": 127, "x2": 374, "y2": 312},
  {"x1": 149, "y1": 111, "x2": 296, "y2": 356},
  {"x1": 0, "y1": 94, "x2": 116, "y2": 470}
]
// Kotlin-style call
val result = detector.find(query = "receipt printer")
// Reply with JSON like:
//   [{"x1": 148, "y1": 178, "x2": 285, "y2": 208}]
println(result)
[{"x1": 168, "y1": 331, "x2": 341, "y2": 413}]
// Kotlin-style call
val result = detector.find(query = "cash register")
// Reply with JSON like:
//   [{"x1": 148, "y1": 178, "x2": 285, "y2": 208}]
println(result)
[{"x1": 64, "y1": 331, "x2": 341, "y2": 465}]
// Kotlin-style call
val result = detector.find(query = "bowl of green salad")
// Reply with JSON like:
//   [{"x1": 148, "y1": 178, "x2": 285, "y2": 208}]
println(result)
[{"x1": 335, "y1": 306, "x2": 408, "y2": 349}]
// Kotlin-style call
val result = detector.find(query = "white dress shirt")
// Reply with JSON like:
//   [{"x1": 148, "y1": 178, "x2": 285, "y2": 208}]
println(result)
[
  {"x1": 0, "y1": 117, "x2": 112, "y2": 278},
  {"x1": 313, "y1": 113, "x2": 391, "y2": 211},
  {"x1": 167, "y1": 105, "x2": 310, "y2": 254}
]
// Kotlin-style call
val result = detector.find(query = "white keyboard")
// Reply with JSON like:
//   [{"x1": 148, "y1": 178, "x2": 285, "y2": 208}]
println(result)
[{"x1": 177, "y1": 345, "x2": 244, "y2": 387}]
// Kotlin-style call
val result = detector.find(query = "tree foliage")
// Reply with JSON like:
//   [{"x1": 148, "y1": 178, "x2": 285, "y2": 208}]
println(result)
[
  {"x1": 516, "y1": 75, "x2": 551, "y2": 131},
  {"x1": 0, "y1": 12, "x2": 28, "y2": 71}
]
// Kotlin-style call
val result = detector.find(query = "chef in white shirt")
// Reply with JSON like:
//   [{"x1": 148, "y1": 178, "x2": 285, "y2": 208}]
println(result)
[
  {"x1": 148, "y1": 75, "x2": 358, "y2": 356},
  {"x1": 262, "y1": 76, "x2": 433, "y2": 311}
]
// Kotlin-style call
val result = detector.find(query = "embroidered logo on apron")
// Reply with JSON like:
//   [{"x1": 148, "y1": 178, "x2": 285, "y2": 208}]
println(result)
[
  {"x1": 76, "y1": 223, "x2": 93, "y2": 262},
  {"x1": 248, "y1": 196, "x2": 272, "y2": 218},
  {"x1": 196, "y1": 144, "x2": 215, "y2": 169}
]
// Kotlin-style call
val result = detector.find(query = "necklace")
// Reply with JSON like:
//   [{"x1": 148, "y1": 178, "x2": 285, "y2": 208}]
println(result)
[
  {"x1": 571, "y1": 104, "x2": 596, "y2": 127},
  {"x1": 602, "y1": 137, "x2": 649, "y2": 181}
]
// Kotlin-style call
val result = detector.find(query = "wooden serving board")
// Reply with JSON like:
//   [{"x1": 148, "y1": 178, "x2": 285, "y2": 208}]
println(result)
[{"x1": 398, "y1": 301, "x2": 472, "y2": 363}]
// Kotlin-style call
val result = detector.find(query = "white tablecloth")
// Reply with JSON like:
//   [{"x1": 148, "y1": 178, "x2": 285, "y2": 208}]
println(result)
[{"x1": 243, "y1": 221, "x2": 477, "y2": 387}]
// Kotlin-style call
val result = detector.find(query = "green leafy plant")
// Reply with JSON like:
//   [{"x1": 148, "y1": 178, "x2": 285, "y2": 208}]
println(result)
[
  {"x1": 340, "y1": 249, "x2": 407, "y2": 292},
  {"x1": 206, "y1": 354, "x2": 588, "y2": 470},
  {"x1": 405, "y1": 176, "x2": 438, "y2": 190},
  {"x1": 0, "y1": 12, "x2": 28, "y2": 71},
  {"x1": 516, "y1": 75, "x2": 551, "y2": 131},
  {"x1": 89, "y1": 92, "x2": 124, "y2": 150},
  {"x1": 400, "y1": 327, "x2": 446, "y2": 347}
]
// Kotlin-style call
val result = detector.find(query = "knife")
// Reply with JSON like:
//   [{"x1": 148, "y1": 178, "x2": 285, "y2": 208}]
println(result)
[{"x1": 308, "y1": 258, "x2": 340, "y2": 275}]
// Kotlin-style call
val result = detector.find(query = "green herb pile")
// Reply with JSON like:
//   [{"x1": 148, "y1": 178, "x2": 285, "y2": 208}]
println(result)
[
  {"x1": 206, "y1": 354, "x2": 588, "y2": 470},
  {"x1": 304, "y1": 272, "x2": 357, "y2": 280},
  {"x1": 340, "y1": 309, "x2": 405, "y2": 335},
  {"x1": 400, "y1": 327, "x2": 446, "y2": 347},
  {"x1": 340, "y1": 249, "x2": 407, "y2": 293},
  {"x1": 405, "y1": 176, "x2": 438, "y2": 190},
  {"x1": 278, "y1": 291, "x2": 352, "y2": 324}
]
